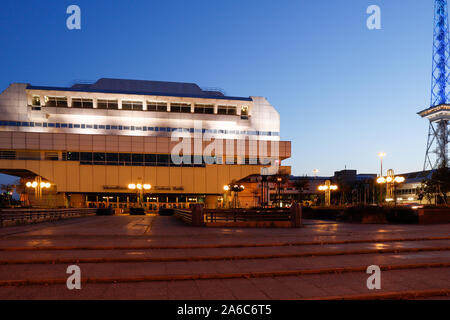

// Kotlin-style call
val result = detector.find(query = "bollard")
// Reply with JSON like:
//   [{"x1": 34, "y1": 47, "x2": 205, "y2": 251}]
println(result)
[
  {"x1": 192, "y1": 204, "x2": 205, "y2": 226},
  {"x1": 290, "y1": 202, "x2": 302, "y2": 228}
]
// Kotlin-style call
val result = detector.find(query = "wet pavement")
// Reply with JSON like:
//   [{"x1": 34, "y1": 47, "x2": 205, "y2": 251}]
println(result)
[{"x1": 0, "y1": 215, "x2": 449, "y2": 299}]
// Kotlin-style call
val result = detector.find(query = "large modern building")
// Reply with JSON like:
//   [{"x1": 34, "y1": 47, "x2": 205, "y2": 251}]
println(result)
[{"x1": 0, "y1": 78, "x2": 291, "y2": 209}]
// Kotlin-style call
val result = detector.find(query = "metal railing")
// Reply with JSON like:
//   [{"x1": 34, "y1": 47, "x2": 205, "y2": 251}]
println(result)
[
  {"x1": 0, "y1": 208, "x2": 97, "y2": 227},
  {"x1": 204, "y1": 208, "x2": 292, "y2": 223},
  {"x1": 173, "y1": 204, "x2": 302, "y2": 227},
  {"x1": 173, "y1": 208, "x2": 193, "y2": 224}
]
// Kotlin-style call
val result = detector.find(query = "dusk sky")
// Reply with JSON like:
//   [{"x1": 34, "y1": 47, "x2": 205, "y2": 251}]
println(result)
[{"x1": 0, "y1": 0, "x2": 435, "y2": 183}]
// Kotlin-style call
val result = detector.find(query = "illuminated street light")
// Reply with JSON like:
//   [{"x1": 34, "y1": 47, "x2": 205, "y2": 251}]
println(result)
[
  {"x1": 378, "y1": 152, "x2": 386, "y2": 177},
  {"x1": 128, "y1": 181, "x2": 152, "y2": 207},
  {"x1": 377, "y1": 169, "x2": 405, "y2": 205},
  {"x1": 25, "y1": 177, "x2": 51, "y2": 201},
  {"x1": 26, "y1": 180, "x2": 50, "y2": 189},
  {"x1": 224, "y1": 183, "x2": 245, "y2": 208},
  {"x1": 377, "y1": 177, "x2": 386, "y2": 184},
  {"x1": 317, "y1": 180, "x2": 338, "y2": 207}
]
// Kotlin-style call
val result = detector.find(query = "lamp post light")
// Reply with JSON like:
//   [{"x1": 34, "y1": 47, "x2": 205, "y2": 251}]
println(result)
[
  {"x1": 317, "y1": 180, "x2": 338, "y2": 207},
  {"x1": 378, "y1": 152, "x2": 386, "y2": 177},
  {"x1": 377, "y1": 152, "x2": 386, "y2": 204},
  {"x1": 276, "y1": 177, "x2": 282, "y2": 208},
  {"x1": 313, "y1": 169, "x2": 319, "y2": 179},
  {"x1": 224, "y1": 184, "x2": 245, "y2": 208},
  {"x1": 376, "y1": 170, "x2": 405, "y2": 205},
  {"x1": 128, "y1": 182, "x2": 151, "y2": 207},
  {"x1": 25, "y1": 177, "x2": 51, "y2": 201}
]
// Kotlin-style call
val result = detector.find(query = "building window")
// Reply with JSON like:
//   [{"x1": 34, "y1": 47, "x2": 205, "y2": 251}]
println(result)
[
  {"x1": 145, "y1": 154, "x2": 157, "y2": 165},
  {"x1": 106, "y1": 153, "x2": 118, "y2": 165},
  {"x1": 119, "y1": 153, "x2": 131, "y2": 165},
  {"x1": 132, "y1": 153, "x2": 144, "y2": 166},
  {"x1": 32, "y1": 96, "x2": 41, "y2": 106},
  {"x1": 45, "y1": 96, "x2": 68, "y2": 107},
  {"x1": 170, "y1": 103, "x2": 191, "y2": 113},
  {"x1": 44, "y1": 152, "x2": 59, "y2": 160},
  {"x1": 72, "y1": 98, "x2": 94, "y2": 109},
  {"x1": 122, "y1": 101, "x2": 143, "y2": 111},
  {"x1": 157, "y1": 154, "x2": 169, "y2": 166},
  {"x1": 218, "y1": 105, "x2": 237, "y2": 115},
  {"x1": 194, "y1": 104, "x2": 214, "y2": 114},
  {"x1": 97, "y1": 99, "x2": 118, "y2": 110},
  {"x1": 147, "y1": 102, "x2": 167, "y2": 112},
  {"x1": 240, "y1": 105, "x2": 249, "y2": 119},
  {"x1": 67, "y1": 152, "x2": 80, "y2": 161},
  {"x1": 93, "y1": 153, "x2": 106, "y2": 164}
]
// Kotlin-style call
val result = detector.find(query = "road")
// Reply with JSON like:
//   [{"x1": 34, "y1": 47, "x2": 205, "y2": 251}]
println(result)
[{"x1": 0, "y1": 215, "x2": 449, "y2": 300}]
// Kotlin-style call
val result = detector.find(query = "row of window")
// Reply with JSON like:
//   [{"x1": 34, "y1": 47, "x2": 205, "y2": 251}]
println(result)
[
  {"x1": 86, "y1": 194, "x2": 201, "y2": 203},
  {"x1": 66, "y1": 152, "x2": 208, "y2": 167},
  {"x1": 0, "y1": 150, "x2": 266, "y2": 166},
  {"x1": 64, "y1": 152, "x2": 262, "y2": 167},
  {"x1": 0, "y1": 120, "x2": 279, "y2": 136},
  {"x1": 33, "y1": 96, "x2": 244, "y2": 116},
  {"x1": 395, "y1": 188, "x2": 418, "y2": 195}
]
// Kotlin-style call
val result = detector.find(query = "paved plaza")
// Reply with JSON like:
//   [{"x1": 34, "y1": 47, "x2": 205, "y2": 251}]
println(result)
[{"x1": 0, "y1": 215, "x2": 449, "y2": 299}]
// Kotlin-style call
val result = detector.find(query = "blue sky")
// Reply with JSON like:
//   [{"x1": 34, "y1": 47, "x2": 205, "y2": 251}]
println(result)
[{"x1": 0, "y1": 0, "x2": 436, "y2": 183}]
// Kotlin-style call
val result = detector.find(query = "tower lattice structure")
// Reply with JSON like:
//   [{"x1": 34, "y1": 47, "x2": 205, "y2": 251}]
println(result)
[{"x1": 419, "y1": 0, "x2": 450, "y2": 170}]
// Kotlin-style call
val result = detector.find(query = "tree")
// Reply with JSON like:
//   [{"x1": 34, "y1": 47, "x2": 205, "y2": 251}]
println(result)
[
  {"x1": 420, "y1": 165, "x2": 450, "y2": 205},
  {"x1": 0, "y1": 184, "x2": 15, "y2": 207}
]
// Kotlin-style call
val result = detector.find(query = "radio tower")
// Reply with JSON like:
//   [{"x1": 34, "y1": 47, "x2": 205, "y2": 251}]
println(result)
[{"x1": 419, "y1": 0, "x2": 450, "y2": 170}]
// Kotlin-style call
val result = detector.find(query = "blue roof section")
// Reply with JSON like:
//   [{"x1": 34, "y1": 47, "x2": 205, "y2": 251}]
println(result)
[{"x1": 26, "y1": 78, "x2": 253, "y2": 102}]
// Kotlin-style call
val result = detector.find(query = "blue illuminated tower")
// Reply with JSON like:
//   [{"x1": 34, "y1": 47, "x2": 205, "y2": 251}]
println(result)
[
  {"x1": 418, "y1": 0, "x2": 450, "y2": 170},
  {"x1": 431, "y1": 0, "x2": 450, "y2": 106}
]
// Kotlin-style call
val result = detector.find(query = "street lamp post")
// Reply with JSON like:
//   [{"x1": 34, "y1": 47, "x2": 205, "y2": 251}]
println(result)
[
  {"x1": 377, "y1": 152, "x2": 386, "y2": 204},
  {"x1": 318, "y1": 180, "x2": 338, "y2": 207},
  {"x1": 376, "y1": 170, "x2": 405, "y2": 206},
  {"x1": 25, "y1": 177, "x2": 51, "y2": 202},
  {"x1": 224, "y1": 184, "x2": 245, "y2": 208},
  {"x1": 128, "y1": 182, "x2": 151, "y2": 207},
  {"x1": 276, "y1": 177, "x2": 282, "y2": 208},
  {"x1": 378, "y1": 152, "x2": 386, "y2": 177}
]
